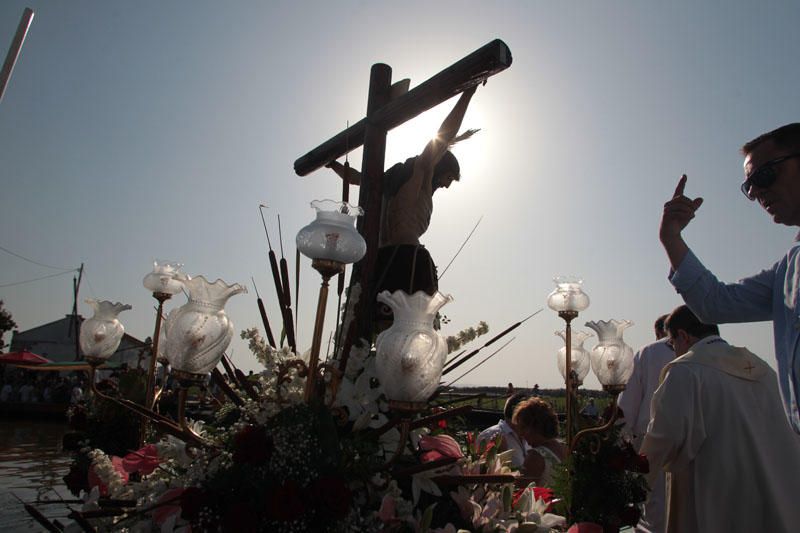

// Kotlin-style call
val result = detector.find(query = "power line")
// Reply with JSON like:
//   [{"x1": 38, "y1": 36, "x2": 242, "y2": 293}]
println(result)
[
  {"x1": 0, "y1": 244, "x2": 75, "y2": 271},
  {"x1": 0, "y1": 270, "x2": 77, "y2": 288}
]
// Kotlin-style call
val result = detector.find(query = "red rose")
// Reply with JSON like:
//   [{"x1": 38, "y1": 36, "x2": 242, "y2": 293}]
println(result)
[
  {"x1": 606, "y1": 448, "x2": 626, "y2": 471},
  {"x1": 224, "y1": 502, "x2": 259, "y2": 532},
  {"x1": 625, "y1": 453, "x2": 650, "y2": 474},
  {"x1": 63, "y1": 462, "x2": 90, "y2": 496},
  {"x1": 619, "y1": 505, "x2": 642, "y2": 527},
  {"x1": 232, "y1": 425, "x2": 273, "y2": 465},
  {"x1": 180, "y1": 486, "x2": 213, "y2": 522},
  {"x1": 266, "y1": 481, "x2": 304, "y2": 521},
  {"x1": 309, "y1": 476, "x2": 352, "y2": 520}
]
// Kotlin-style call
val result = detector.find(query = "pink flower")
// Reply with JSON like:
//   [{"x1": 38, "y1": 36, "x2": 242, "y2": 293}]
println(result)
[
  {"x1": 378, "y1": 494, "x2": 396, "y2": 523},
  {"x1": 122, "y1": 444, "x2": 161, "y2": 475},
  {"x1": 419, "y1": 434, "x2": 463, "y2": 463},
  {"x1": 567, "y1": 522, "x2": 604, "y2": 533}
]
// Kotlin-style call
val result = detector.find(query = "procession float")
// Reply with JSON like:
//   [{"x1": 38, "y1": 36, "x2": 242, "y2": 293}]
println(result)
[{"x1": 15, "y1": 38, "x2": 648, "y2": 533}]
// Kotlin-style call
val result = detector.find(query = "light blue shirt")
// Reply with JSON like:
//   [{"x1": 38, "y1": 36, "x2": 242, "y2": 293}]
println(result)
[{"x1": 669, "y1": 245, "x2": 800, "y2": 432}]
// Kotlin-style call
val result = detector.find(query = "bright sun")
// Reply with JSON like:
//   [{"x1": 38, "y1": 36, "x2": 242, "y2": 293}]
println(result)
[{"x1": 384, "y1": 98, "x2": 487, "y2": 174}]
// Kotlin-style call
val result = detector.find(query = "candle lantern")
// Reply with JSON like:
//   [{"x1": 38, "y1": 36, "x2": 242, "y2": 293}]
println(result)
[
  {"x1": 547, "y1": 276, "x2": 590, "y2": 449},
  {"x1": 163, "y1": 276, "x2": 246, "y2": 384},
  {"x1": 296, "y1": 199, "x2": 366, "y2": 402},
  {"x1": 142, "y1": 260, "x2": 186, "y2": 409},
  {"x1": 80, "y1": 299, "x2": 132, "y2": 364},
  {"x1": 374, "y1": 291, "x2": 453, "y2": 411},
  {"x1": 584, "y1": 319, "x2": 635, "y2": 392},
  {"x1": 555, "y1": 329, "x2": 593, "y2": 385}
]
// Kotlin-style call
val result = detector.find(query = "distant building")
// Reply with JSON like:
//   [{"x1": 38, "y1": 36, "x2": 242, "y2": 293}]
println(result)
[{"x1": 9, "y1": 314, "x2": 148, "y2": 368}]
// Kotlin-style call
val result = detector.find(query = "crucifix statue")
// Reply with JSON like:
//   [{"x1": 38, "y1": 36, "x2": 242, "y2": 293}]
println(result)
[{"x1": 294, "y1": 39, "x2": 512, "y2": 371}]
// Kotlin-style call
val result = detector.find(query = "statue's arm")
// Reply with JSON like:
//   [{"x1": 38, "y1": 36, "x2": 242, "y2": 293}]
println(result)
[
  {"x1": 406, "y1": 86, "x2": 478, "y2": 196},
  {"x1": 326, "y1": 160, "x2": 362, "y2": 185}
]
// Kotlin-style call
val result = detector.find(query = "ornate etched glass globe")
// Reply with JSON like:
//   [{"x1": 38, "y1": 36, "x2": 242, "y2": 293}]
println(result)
[
  {"x1": 546, "y1": 276, "x2": 590, "y2": 313},
  {"x1": 296, "y1": 200, "x2": 366, "y2": 265}
]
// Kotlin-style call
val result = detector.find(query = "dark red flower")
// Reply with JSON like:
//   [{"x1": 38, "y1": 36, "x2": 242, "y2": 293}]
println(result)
[
  {"x1": 626, "y1": 453, "x2": 650, "y2": 474},
  {"x1": 63, "y1": 462, "x2": 90, "y2": 496},
  {"x1": 180, "y1": 486, "x2": 213, "y2": 522},
  {"x1": 69, "y1": 409, "x2": 87, "y2": 431},
  {"x1": 619, "y1": 505, "x2": 642, "y2": 527},
  {"x1": 224, "y1": 501, "x2": 259, "y2": 532},
  {"x1": 309, "y1": 476, "x2": 352, "y2": 520},
  {"x1": 265, "y1": 481, "x2": 304, "y2": 521},
  {"x1": 232, "y1": 425, "x2": 273, "y2": 466},
  {"x1": 606, "y1": 448, "x2": 626, "y2": 471}
]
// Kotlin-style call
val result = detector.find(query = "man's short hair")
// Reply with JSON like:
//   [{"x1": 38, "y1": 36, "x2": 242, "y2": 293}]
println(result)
[
  {"x1": 654, "y1": 314, "x2": 669, "y2": 336},
  {"x1": 504, "y1": 392, "x2": 529, "y2": 420},
  {"x1": 741, "y1": 123, "x2": 800, "y2": 155},
  {"x1": 665, "y1": 305, "x2": 720, "y2": 339}
]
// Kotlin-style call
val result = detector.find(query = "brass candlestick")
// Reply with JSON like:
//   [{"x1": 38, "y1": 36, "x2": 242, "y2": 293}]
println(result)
[{"x1": 304, "y1": 258, "x2": 344, "y2": 402}]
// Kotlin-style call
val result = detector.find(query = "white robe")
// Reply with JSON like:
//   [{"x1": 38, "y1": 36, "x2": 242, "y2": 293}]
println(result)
[
  {"x1": 641, "y1": 337, "x2": 800, "y2": 533},
  {"x1": 617, "y1": 338, "x2": 674, "y2": 533}
]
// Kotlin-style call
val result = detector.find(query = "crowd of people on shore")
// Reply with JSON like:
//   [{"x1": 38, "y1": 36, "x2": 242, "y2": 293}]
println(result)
[{"x1": 0, "y1": 371, "x2": 85, "y2": 405}]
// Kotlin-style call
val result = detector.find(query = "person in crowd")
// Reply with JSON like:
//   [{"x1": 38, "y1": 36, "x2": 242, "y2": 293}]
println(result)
[
  {"x1": 70, "y1": 380, "x2": 84, "y2": 405},
  {"x1": 660, "y1": 123, "x2": 800, "y2": 432},
  {"x1": 18, "y1": 381, "x2": 34, "y2": 402},
  {"x1": 579, "y1": 398, "x2": 598, "y2": 419},
  {"x1": 513, "y1": 397, "x2": 567, "y2": 485},
  {"x1": 477, "y1": 392, "x2": 530, "y2": 468},
  {"x1": 0, "y1": 380, "x2": 13, "y2": 402},
  {"x1": 618, "y1": 314, "x2": 675, "y2": 533},
  {"x1": 641, "y1": 305, "x2": 800, "y2": 532},
  {"x1": 327, "y1": 86, "x2": 478, "y2": 329},
  {"x1": 42, "y1": 381, "x2": 53, "y2": 403}
]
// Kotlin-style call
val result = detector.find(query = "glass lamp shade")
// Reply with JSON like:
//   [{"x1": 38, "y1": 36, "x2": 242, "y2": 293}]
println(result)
[
  {"x1": 546, "y1": 276, "x2": 590, "y2": 313},
  {"x1": 585, "y1": 319, "x2": 635, "y2": 387},
  {"x1": 163, "y1": 276, "x2": 246, "y2": 380},
  {"x1": 555, "y1": 329, "x2": 593, "y2": 383},
  {"x1": 79, "y1": 299, "x2": 132, "y2": 361},
  {"x1": 296, "y1": 200, "x2": 366, "y2": 264},
  {"x1": 143, "y1": 260, "x2": 186, "y2": 295},
  {"x1": 374, "y1": 291, "x2": 453, "y2": 405}
]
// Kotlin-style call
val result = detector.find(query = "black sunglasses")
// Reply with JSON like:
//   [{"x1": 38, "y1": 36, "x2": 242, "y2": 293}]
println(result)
[{"x1": 741, "y1": 153, "x2": 800, "y2": 200}]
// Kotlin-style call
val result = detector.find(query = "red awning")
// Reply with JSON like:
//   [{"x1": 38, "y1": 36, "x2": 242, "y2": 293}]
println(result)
[{"x1": 0, "y1": 350, "x2": 53, "y2": 365}]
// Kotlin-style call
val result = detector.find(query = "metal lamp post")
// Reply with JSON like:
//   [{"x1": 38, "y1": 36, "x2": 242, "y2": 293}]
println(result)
[
  {"x1": 296, "y1": 200, "x2": 366, "y2": 403},
  {"x1": 142, "y1": 260, "x2": 185, "y2": 409},
  {"x1": 546, "y1": 276, "x2": 590, "y2": 449}
]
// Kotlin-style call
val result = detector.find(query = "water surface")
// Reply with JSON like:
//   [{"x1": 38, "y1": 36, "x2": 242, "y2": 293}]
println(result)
[{"x1": 0, "y1": 419, "x2": 72, "y2": 530}]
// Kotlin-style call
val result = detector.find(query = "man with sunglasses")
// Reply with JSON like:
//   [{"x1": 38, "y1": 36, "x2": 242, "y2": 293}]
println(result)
[{"x1": 659, "y1": 122, "x2": 800, "y2": 433}]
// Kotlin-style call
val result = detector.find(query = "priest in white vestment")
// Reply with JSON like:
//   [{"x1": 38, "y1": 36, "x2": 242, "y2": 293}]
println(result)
[
  {"x1": 641, "y1": 305, "x2": 800, "y2": 533},
  {"x1": 618, "y1": 314, "x2": 674, "y2": 533}
]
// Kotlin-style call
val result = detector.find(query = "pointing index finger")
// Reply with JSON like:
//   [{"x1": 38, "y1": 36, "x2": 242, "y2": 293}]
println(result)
[{"x1": 673, "y1": 174, "x2": 688, "y2": 198}]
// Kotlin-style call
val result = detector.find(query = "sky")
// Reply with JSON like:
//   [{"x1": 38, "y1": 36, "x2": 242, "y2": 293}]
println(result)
[{"x1": 1, "y1": 1, "x2": 799, "y2": 390}]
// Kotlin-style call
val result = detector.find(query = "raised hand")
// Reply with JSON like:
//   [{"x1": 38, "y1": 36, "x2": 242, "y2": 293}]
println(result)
[{"x1": 660, "y1": 174, "x2": 704, "y2": 243}]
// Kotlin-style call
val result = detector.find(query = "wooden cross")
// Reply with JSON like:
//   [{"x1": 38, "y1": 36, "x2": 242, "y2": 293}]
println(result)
[
  {"x1": 743, "y1": 360, "x2": 755, "y2": 374},
  {"x1": 294, "y1": 39, "x2": 512, "y2": 370}
]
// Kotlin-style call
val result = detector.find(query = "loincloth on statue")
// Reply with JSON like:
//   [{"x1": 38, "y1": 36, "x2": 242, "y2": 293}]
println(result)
[{"x1": 373, "y1": 244, "x2": 438, "y2": 322}]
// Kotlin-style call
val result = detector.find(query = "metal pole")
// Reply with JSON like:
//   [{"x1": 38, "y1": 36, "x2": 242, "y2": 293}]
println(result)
[
  {"x1": 0, "y1": 8, "x2": 34, "y2": 103},
  {"x1": 560, "y1": 310, "x2": 578, "y2": 449}
]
